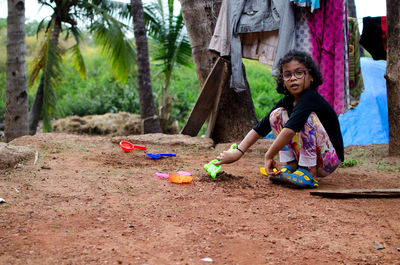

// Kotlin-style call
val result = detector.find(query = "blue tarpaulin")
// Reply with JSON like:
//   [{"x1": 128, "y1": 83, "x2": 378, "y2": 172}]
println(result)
[{"x1": 339, "y1": 57, "x2": 388, "y2": 146}]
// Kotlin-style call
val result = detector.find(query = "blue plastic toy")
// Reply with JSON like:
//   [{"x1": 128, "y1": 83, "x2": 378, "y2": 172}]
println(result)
[{"x1": 146, "y1": 153, "x2": 176, "y2": 159}]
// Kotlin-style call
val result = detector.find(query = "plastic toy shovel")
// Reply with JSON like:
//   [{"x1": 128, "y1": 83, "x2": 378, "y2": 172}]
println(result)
[
  {"x1": 119, "y1": 141, "x2": 146, "y2": 152},
  {"x1": 146, "y1": 153, "x2": 176, "y2": 159},
  {"x1": 204, "y1": 144, "x2": 237, "y2": 178},
  {"x1": 260, "y1": 167, "x2": 277, "y2": 176},
  {"x1": 204, "y1": 159, "x2": 221, "y2": 179}
]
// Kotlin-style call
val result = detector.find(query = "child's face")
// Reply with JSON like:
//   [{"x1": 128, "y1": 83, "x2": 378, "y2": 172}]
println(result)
[{"x1": 282, "y1": 60, "x2": 313, "y2": 99}]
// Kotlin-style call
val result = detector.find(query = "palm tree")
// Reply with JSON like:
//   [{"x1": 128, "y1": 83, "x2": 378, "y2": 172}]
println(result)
[
  {"x1": 130, "y1": 0, "x2": 162, "y2": 133},
  {"x1": 5, "y1": 0, "x2": 29, "y2": 142},
  {"x1": 144, "y1": 0, "x2": 192, "y2": 132},
  {"x1": 28, "y1": 0, "x2": 136, "y2": 134}
]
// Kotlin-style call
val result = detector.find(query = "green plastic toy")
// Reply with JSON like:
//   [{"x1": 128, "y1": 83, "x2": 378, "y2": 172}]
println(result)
[{"x1": 204, "y1": 144, "x2": 237, "y2": 178}]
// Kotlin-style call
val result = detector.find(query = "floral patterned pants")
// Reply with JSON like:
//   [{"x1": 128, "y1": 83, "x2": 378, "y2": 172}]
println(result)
[{"x1": 269, "y1": 107, "x2": 340, "y2": 177}]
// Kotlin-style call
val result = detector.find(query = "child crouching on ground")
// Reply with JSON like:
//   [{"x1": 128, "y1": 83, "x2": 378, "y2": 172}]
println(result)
[{"x1": 215, "y1": 50, "x2": 344, "y2": 188}]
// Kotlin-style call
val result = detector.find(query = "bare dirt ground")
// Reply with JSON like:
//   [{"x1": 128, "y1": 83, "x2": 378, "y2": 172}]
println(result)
[{"x1": 1, "y1": 133, "x2": 400, "y2": 265}]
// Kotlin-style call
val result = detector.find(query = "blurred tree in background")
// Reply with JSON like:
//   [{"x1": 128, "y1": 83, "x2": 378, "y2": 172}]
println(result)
[
  {"x1": 144, "y1": 0, "x2": 192, "y2": 132},
  {"x1": 131, "y1": 0, "x2": 162, "y2": 133},
  {"x1": 5, "y1": 0, "x2": 29, "y2": 142},
  {"x1": 28, "y1": 0, "x2": 135, "y2": 134},
  {"x1": 0, "y1": 1, "x2": 277, "y2": 137}
]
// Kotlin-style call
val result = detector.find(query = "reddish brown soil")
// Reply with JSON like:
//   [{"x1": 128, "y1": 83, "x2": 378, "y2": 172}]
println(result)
[{"x1": 1, "y1": 133, "x2": 400, "y2": 264}]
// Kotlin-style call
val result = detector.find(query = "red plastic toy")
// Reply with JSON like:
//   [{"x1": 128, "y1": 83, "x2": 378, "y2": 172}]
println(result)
[{"x1": 119, "y1": 141, "x2": 146, "y2": 152}]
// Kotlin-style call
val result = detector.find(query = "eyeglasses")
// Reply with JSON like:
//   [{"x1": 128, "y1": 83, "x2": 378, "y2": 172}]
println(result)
[{"x1": 282, "y1": 69, "x2": 310, "y2": 81}]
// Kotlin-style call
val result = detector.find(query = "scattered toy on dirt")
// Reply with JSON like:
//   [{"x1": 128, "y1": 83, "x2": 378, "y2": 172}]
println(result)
[{"x1": 204, "y1": 144, "x2": 237, "y2": 178}]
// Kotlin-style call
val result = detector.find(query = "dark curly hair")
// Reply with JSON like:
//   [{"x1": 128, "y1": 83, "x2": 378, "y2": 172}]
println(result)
[{"x1": 275, "y1": 50, "x2": 323, "y2": 95}]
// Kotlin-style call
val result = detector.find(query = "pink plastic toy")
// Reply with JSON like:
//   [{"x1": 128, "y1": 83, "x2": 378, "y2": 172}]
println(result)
[
  {"x1": 154, "y1": 172, "x2": 169, "y2": 178},
  {"x1": 176, "y1": 171, "x2": 192, "y2": 176}
]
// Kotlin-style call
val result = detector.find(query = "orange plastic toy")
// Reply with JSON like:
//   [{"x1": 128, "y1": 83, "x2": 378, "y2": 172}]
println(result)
[{"x1": 169, "y1": 174, "x2": 193, "y2": 184}]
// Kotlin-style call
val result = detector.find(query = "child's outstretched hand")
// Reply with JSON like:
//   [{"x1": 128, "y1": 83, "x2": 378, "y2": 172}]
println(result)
[{"x1": 214, "y1": 150, "x2": 243, "y2": 165}]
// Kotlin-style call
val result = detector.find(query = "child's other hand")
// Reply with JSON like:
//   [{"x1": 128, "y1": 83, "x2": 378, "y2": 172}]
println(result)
[
  {"x1": 265, "y1": 158, "x2": 280, "y2": 175},
  {"x1": 215, "y1": 150, "x2": 242, "y2": 165}
]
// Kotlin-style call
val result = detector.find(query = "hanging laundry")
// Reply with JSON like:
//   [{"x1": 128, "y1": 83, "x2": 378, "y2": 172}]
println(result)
[
  {"x1": 291, "y1": 0, "x2": 351, "y2": 113},
  {"x1": 290, "y1": 0, "x2": 320, "y2": 13},
  {"x1": 307, "y1": 0, "x2": 347, "y2": 114},
  {"x1": 209, "y1": 0, "x2": 351, "y2": 115},
  {"x1": 209, "y1": 0, "x2": 295, "y2": 92},
  {"x1": 294, "y1": 6, "x2": 312, "y2": 53},
  {"x1": 343, "y1": 1, "x2": 350, "y2": 111},
  {"x1": 209, "y1": 0, "x2": 280, "y2": 67},
  {"x1": 359, "y1": 16, "x2": 387, "y2": 60},
  {"x1": 348, "y1": 17, "x2": 364, "y2": 104},
  {"x1": 241, "y1": 31, "x2": 279, "y2": 66}
]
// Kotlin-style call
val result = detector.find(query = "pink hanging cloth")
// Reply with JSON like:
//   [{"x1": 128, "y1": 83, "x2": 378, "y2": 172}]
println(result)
[{"x1": 307, "y1": 0, "x2": 346, "y2": 114}]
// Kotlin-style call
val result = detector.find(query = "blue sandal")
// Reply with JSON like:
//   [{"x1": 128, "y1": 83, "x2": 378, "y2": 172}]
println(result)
[
  {"x1": 260, "y1": 164, "x2": 294, "y2": 183},
  {"x1": 283, "y1": 167, "x2": 319, "y2": 188}
]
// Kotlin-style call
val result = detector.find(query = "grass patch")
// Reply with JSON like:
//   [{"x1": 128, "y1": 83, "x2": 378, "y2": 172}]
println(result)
[{"x1": 340, "y1": 159, "x2": 358, "y2": 167}]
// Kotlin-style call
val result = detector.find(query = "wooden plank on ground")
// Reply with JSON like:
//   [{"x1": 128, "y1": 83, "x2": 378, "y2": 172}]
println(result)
[
  {"x1": 181, "y1": 57, "x2": 230, "y2": 136},
  {"x1": 310, "y1": 189, "x2": 400, "y2": 198}
]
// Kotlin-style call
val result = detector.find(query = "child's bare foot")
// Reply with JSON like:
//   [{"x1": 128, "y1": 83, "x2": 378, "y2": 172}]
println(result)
[
  {"x1": 286, "y1": 161, "x2": 298, "y2": 171},
  {"x1": 308, "y1": 166, "x2": 318, "y2": 179}
]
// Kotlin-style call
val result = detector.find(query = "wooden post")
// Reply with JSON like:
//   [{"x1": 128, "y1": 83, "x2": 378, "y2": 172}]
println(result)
[{"x1": 181, "y1": 57, "x2": 230, "y2": 136}]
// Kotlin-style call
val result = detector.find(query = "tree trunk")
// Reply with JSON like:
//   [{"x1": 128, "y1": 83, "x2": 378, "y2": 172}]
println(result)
[
  {"x1": 5, "y1": 0, "x2": 29, "y2": 142},
  {"x1": 28, "y1": 18, "x2": 61, "y2": 135},
  {"x1": 386, "y1": 0, "x2": 400, "y2": 156},
  {"x1": 131, "y1": 0, "x2": 162, "y2": 134},
  {"x1": 160, "y1": 80, "x2": 172, "y2": 132},
  {"x1": 213, "y1": 66, "x2": 258, "y2": 142},
  {"x1": 180, "y1": 0, "x2": 258, "y2": 142},
  {"x1": 180, "y1": 0, "x2": 222, "y2": 85}
]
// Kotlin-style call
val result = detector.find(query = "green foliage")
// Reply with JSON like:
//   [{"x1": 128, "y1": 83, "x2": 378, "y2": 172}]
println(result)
[
  {"x1": 21, "y1": 0, "x2": 137, "y2": 133},
  {"x1": 340, "y1": 159, "x2": 358, "y2": 167},
  {"x1": 0, "y1": 44, "x2": 278, "y2": 130},
  {"x1": 243, "y1": 59, "x2": 282, "y2": 120},
  {"x1": 0, "y1": 18, "x2": 6, "y2": 30},
  {"x1": 0, "y1": 12, "x2": 280, "y2": 132},
  {"x1": 51, "y1": 44, "x2": 198, "y2": 129},
  {"x1": 151, "y1": 62, "x2": 199, "y2": 129},
  {"x1": 41, "y1": 40, "x2": 62, "y2": 132},
  {"x1": 376, "y1": 160, "x2": 400, "y2": 172},
  {"x1": 52, "y1": 48, "x2": 199, "y2": 130},
  {"x1": 144, "y1": 0, "x2": 193, "y2": 130},
  {"x1": 55, "y1": 48, "x2": 140, "y2": 117},
  {"x1": 145, "y1": 1, "x2": 192, "y2": 70},
  {"x1": 28, "y1": 19, "x2": 63, "y2": 132},
  {"x1": 26, "y1": 34, "x2": 42, "y2": 58},
  {"x1": 342, "y1": 145, "x2": 400, "y2": 172},
  {"x1": 0, "y1": 28, "x2": 6, "y2": 69},
  {"x1": 26, "y1": 20, "x2": 41, "y2": 36},
  {"x1": 68, "y1": 43, "x2": 87, "y2": 79},
  {"x1": 90, "y1": 19, "x2": 136, "y2": 84},
  {"x1": 0, "y1": 71, "x2": 5, "y2": 120}
]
